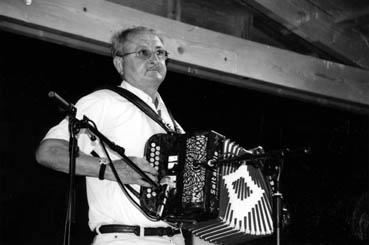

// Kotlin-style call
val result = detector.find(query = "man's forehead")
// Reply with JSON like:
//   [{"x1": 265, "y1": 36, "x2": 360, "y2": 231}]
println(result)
[{"x1": 125, "y1": 32, "x2": 164, "y2": 48}]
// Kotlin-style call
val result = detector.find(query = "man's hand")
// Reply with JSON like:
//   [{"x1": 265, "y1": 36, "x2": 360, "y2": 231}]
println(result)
[{"x1": 107, "y1": 157, "x2": 158, "y2": 187}]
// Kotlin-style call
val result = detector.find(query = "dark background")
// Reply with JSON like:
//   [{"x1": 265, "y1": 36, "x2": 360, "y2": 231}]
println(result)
[{"x1": 0, "y1": 30, "x2": 368, "y2": 245}]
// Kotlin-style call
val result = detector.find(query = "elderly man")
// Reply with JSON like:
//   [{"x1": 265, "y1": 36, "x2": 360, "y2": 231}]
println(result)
[{"x1": 36, "y1": 26, "x2": 186, "y2": 245}]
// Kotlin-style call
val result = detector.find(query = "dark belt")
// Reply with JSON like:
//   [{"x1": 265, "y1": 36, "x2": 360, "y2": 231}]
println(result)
[{"x1": 96, "y1": 224, "x2": 180, "y2": 237}]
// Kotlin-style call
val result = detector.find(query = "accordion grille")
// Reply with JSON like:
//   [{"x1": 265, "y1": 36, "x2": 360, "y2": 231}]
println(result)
[{"x1": 182, "y1": 134, "x2": 208, "y2": 206}]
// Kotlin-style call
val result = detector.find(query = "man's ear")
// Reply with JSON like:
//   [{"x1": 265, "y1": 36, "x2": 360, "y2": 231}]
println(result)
[{"x1": 113, "y1": 56, "x2": 124, "y2": 75}]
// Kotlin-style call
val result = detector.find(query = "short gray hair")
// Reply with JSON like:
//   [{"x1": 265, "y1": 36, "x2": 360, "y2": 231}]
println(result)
[{"x1": 111, "y1": 26, "x2": 163, "y2": 57}]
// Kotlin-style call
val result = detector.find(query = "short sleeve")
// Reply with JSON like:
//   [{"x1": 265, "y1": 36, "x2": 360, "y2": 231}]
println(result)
[{"x1": 44, "y1": 90, "x2": 113, "y2": 142}]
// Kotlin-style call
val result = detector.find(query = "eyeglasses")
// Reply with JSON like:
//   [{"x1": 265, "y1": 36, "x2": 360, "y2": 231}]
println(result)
[{"x1": 117, "y1": 48, "x2": 169, "y2": 61}]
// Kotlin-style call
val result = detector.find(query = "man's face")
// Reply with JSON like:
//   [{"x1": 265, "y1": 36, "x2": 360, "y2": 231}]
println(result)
[{"x1": 122, "y1": 32, "x2": 167, "y2": 96}]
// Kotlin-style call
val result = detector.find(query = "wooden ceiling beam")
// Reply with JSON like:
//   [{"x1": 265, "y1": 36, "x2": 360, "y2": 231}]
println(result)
[
  {"x1": 335, "y1": 7, "x2": 369, "y2": 26},
  {"x1": 239, "y1": 0, "x2": 369, "y2": 69},
  {"x1": 0, "y1": 0, "x2": 369, "y2": 112}
]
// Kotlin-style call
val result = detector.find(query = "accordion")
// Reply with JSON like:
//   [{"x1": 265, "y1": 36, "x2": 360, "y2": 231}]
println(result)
[{"x1": 140, "y1": 131, "x2": 274, "y2": 243}]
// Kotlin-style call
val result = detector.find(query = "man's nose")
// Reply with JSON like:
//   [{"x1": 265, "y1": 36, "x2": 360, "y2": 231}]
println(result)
[{"x1": 148, "y1": 52, "x2": 160, "y2": 62}]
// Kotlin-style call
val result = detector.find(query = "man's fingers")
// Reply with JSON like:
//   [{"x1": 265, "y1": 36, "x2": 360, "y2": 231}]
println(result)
[
  {"x1": 144, "y1": 172, "x2": 158, "y2": 183},
  {"x1": 115, "y1": 157, "x2": 159, "y2": 186},
  {"x1": 143, "y1": 166, "x2": 158, "y2": 176},
  {"x1": 131, "y1": 157, "x2": 158, "y2": 176},
  {"x1": 136, "y1": 179, "x2": 152, "y2": 187}
]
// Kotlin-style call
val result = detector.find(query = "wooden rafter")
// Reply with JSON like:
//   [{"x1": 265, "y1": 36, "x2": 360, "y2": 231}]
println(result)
[
  {"x1": 335, "y1": 7, "x2": 369, "y2": 26},
  {"x1": 240, "y1": 0, "x2": 369, "y2": 69},
  {"x1": 0, "y1": 0, "x2": 369, "y2": 112}
]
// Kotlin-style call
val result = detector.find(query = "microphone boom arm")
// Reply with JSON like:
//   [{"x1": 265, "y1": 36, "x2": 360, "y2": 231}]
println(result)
[{"x1": 206, "y1": 147, "x2": 311, "y2": 168}]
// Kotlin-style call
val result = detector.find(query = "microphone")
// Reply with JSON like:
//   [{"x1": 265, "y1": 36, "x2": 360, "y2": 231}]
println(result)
[{"x1": 48, "y1": 91, "x2": 76, "y2": 115}]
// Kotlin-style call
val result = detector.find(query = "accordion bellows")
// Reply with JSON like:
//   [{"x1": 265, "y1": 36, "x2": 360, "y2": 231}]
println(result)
[{"x1": 141, "y1": 131, "x2": 274, "y2": 244}]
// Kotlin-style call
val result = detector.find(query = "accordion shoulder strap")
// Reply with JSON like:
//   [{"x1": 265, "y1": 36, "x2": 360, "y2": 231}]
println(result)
[{"x1": 99, "y1": 85, "x2": 176, "y2": 134}]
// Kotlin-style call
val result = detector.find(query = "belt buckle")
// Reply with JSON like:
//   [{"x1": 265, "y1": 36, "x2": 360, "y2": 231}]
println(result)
[{"x1": 164, "y1": 227, "x2": 176, "y2": 237}]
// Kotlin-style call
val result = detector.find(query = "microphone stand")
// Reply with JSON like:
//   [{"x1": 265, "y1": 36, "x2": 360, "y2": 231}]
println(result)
[
  {"x1": 272, "y1": 157, "x2": 284, "y2": 245},
  {"x1": 48, "y1": 92, "x2": 159, "y2": 245},
  {"x1": 48, "y1": 92, "x2": 79, "y2": 245},
  {"x1": 65, "y1": 110, "x2": 79, "y2": 245}
]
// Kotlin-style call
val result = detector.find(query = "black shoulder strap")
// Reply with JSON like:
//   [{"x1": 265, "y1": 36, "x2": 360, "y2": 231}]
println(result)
[{"x1": 100, "y1": 85, "x2": 176, "y2": 134}]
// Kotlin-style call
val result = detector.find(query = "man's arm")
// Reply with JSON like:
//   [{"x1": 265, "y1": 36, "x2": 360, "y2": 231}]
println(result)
[{"x1": 35, "y1": 138, "x2": 158, "y2": 187}]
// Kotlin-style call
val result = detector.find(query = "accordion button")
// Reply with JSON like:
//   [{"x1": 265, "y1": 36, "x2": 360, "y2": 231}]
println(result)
[
  {"x1": 146, "y1": 193, "x2": 152, "y2": 198},
  {"x1": 151, "y1": 143, "x2": 156, "y2": 147},
  {"x1": 156, "y1": 146, "x2": 160, "y2": 150},
  {"x1": 150, "y1": 157, "x2": 155, "y2": 162},
  {"x1": 152, "y1": 192, "x2": 157, "y2": 197},
  {"x1": 147, "y1": 188, "x2": 152, "y2": 193}
]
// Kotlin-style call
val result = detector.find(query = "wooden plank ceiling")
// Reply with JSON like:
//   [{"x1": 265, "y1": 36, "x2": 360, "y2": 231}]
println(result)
[
  {"x1": 0, "y1": 0, "x2": 368, "y2": 112},
  {"x1": 236, "y1": 0, "x2": 369, "y2": 69}
]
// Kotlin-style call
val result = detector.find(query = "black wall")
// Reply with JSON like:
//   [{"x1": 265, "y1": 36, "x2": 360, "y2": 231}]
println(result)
[{"x1": 0, "y1": 30, "x2": 368, "y2": 245}]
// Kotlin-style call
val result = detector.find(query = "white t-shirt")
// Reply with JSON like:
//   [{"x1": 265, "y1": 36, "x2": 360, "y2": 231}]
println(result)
[{"x1": 44, "y1": 81, "x2": 182, "y2": 230}]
